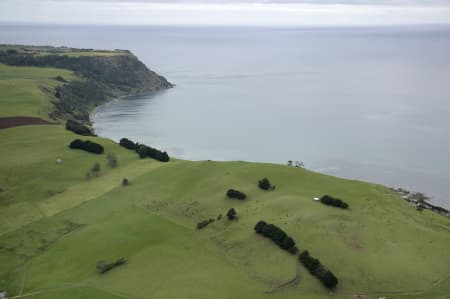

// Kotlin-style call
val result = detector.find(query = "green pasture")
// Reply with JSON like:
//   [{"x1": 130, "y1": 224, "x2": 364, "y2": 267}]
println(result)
[{"x1": 0, "y1": 54, "x2": 448, "y2": 299}]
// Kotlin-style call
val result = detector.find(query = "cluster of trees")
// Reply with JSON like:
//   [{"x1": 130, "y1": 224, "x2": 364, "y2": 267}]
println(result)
[
  {"x1": 254, "y1": 221, "x2": 298, "y2": 254},
  {"x1": 119, "y1": 137, "x2": 170, "y2": 162},
  {"x1": 226, "y1": 189, "x2": 246, "y2": 200},
  {"x1": 66, "y1": 119, "x2": 93, "y2": 136},
  {"x1": 137, "y1": 144, "x2": 170, "y2": 162},
  {"x1": 258, "y1": 178, "x2": 275, "y2": 191},
  {"x1": 320, "y1": 195, "x2": 349, "y2": 209},
  {"x1": 69, "y1": 139, "x2": 104, "y2": 154},
  {"x1": 119, "y1": 138, "x2": 138, "y2": 150},
  {"x1": 226, "y1": 208, "x2": 237, "y2": 220},
  {"x1": 298, "y1": 250, "x2": 338, "y2": 290},
  {"x1": 197, "y1": 218, "x2": 215, "y2": 229},
  {"x1": 96, "y1": 258, "x2": 127, "y2": 274},
  {"x1": 287, "y1": 160, "x2": 304, "y2": 168}
]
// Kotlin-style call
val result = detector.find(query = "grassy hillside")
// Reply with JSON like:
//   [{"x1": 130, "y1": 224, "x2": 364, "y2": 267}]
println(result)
[
  {"x1": 0, "y1": 63, "x2": 74, "y2": 118},
  {"x1": 0, "y1": 45, "x2": 172, "y2": 122},
  {"x1": 0, "y1": 52, "x2": 449, "y2": 299}
]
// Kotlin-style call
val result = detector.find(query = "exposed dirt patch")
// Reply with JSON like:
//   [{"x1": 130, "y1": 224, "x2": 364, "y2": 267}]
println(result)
[{"x1": 0, "y1": 116, "x2": 56, "y2": 130}]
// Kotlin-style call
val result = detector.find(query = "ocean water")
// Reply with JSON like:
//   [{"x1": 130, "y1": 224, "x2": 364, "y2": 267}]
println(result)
[{"x1": 1, "y1": 24, "x2": 450, "y2": 207}]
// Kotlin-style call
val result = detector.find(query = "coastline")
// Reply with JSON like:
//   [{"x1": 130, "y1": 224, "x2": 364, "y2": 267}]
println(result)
[{"x1": 90, "y1": 92, "x2": 450, "y2": 218}]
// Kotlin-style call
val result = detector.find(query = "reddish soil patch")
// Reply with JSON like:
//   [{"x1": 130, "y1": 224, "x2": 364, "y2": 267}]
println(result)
[{"x1": 0, "y1": 116, "x2": 56, "y2": 130}]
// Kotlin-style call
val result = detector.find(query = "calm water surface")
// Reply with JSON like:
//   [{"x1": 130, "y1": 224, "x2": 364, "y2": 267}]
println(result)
[{"x1": 1, "y1": 25, "x2": 450, "y2": 207}]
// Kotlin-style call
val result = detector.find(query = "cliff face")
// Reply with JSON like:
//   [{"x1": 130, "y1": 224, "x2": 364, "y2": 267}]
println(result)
[
  {"x1": 73, "y1": 54, "x2": 173, "y2": 94},
  {"x1": 51, "y1": 54, "x2": 173, "y2": 121},
  {"x1": 0, "y1": 47, "x2": 173, "y2": 122}
]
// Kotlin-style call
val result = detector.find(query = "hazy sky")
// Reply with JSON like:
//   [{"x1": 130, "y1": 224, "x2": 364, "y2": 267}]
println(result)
[{"x1": 1, "y1": 0, "x2": 450, "y2": 26}]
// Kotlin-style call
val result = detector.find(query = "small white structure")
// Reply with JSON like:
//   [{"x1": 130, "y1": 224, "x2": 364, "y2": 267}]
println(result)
[
  {"x1": 313, "y1": 197, "x2": 320, "y2": 201},
  {"x1": 56, "y1": 158, "x2": 63, "y2": 164}
]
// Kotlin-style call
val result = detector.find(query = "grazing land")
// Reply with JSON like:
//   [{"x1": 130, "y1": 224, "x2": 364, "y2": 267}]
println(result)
[{"x1": 0, "y1": 46, "x2": 449, "y2": 299}]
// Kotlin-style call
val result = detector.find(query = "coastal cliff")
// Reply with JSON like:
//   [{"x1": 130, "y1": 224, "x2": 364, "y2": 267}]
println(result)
[{"x1": 0, "y1": 45, "x2": 172, "y2": 122}]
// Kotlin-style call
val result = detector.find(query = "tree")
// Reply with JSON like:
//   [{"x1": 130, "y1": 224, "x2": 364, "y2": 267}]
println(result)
[
  {"x1": 258, "y1": 178, "x2": 274, "y2": 191},
  {"x1": 226, "y1": 189, "x2": 246, "y2": 200},
  {"x1": 69, "y1": 139, "x2": 104, "y2": 154},
  {"x1": 91, "y1": 163, "x2": 101, "y2": 176},
  {"x1": 122, "y1": 178, "x2": 130, "y2": 186},
  {"x1": 226, "y1": 208, "x2": 237, "y2": 220},
  {"x1": 254, "y1": 220, "x2": 297, "y2": 254},
  {"x1": 96, "y1": 260, "x2": 107, "y2": 272},
  {"x1": 66, "y1": 119, "x2": 93, "y2": 136},
  {"x1": 107, "y1": 153, "x2": 118, "y2": 168},
  {"x1": 137, "y1": 145, "x2": 148, "y2": 159},
  {"x1": 119, "y1": 138, "x2": 138, "y2": 150},
  {"x1": 319, "y1": 195, "x2": 349, "y2": 209}
]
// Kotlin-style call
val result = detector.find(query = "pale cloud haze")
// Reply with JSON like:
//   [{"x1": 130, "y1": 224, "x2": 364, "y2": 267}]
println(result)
[{"x1": 1, "y1": 0, "x2": 450, "y2": 26}]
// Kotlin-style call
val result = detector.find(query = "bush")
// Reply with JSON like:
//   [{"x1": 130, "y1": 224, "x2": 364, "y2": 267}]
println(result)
[
  {"x1": 66, "y1": 119, "x2": 93, "y2": 136},
  {"x1": 319, "y1": 195, "x2": 349, "y2": 209},
  {"x1": 298, "y1": 251, "x2": 338, "y2": 290},
  {"x1": 122, "y1": 178, "x2": 130, "y2": 186},
  {"x1": 197, "y1": 219, "x2": 215, "y2": 229},
  {"x1": 55, "y1": 75, "x2": 67, "y2": 82},
  {"x1": 69, "y1": 139, "x2": 104, "y2": 154},
  {"x1": 96, "y1": 258, "x2": 127, "y2": 274},
  {"x1": 107, "y1": 153, "x2": 118, "y2": 168},
  {"x1": 254, "y1": 220, "x2": 297, "y2": 254},
  {"x1": 258, "y1": 177, "x2": 275, "y2": 191},
  {"x1": 226, "y1": 208, "x2": 237, "y2": 220},
  {"x1": 226, "y1": 189, "x2": 246, "y2": 200},
  {"x1": 92, "y1": 162, "x2": 101, "y2": 174},
  {"x1": 119, "y1": 138, "x2": 138, "y2": 150}
]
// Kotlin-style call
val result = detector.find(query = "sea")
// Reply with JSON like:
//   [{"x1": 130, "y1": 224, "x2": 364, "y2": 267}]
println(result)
[{"x1": 1, "y1": 24, "x2": 449, "y2": 208}]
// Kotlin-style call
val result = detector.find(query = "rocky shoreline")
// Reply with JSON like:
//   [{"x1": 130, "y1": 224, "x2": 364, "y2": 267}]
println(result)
[{"x1": 391, "y1": 187, "x2": 450, "y2": 218}]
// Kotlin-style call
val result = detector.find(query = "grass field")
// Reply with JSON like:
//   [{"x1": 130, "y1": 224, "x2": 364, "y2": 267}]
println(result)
[
  {"x1": 0, "y1": 64, "x2": 74, "y2": 118},
  {"x1": 0, "y1": 61, "x2": 449, "y2": 299}
]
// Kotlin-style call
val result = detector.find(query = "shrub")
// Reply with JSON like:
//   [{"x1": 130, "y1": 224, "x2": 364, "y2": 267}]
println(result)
[
  {"x1": 91, "y1": 162, "x2": 101, "y2": 175},
  {"x1": 254, "y1": 220, "x2": 297, "y2": 254},
  {"x1": 55, "y1": 75, "x2": 67, "y2": 82},
  {"x1": 122, "y1": 178, "x2": 130, "y2": 186},
  {"x1": 320, "y1": 195, "x2": 349, "y2": 209},
  {"x1": 226, "y1": 208, "x2": 237, "y2": 220},
  {"x1": 107, "y1": 153, "x2": 118, "y2": 168},
  {"x1": 226, "y1": 189, "x2": 246, "y2": 200},
  {"x1": 119, "y1": 138, "x2": 138, "y2": 150},
  {"x1": 217, "y1": 214, "x2": 222, "y2": 220},
  {"x1": 96, "y1": 258, "x2": 127, "y2": 274},
  {"x1": 197, "y1": 219, "x2": 215, "y2": 229},
  {"x1": 258, "y1": 177, "x2": 275, "y2": 191},
  {"x1": 66, "y1": 119, "x2": 93, "y2": 136},
  {"x1": 298, "y1": 251, "x2": 338, "y2": 290},
  {"x1": 69, "y1": 139, "x2": 104, "y2": 154}
]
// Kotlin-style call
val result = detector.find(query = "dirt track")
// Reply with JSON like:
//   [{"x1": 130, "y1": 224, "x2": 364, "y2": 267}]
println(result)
[{"x1": 0, "y1": 117, "x2": 56, "y2": 130}]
